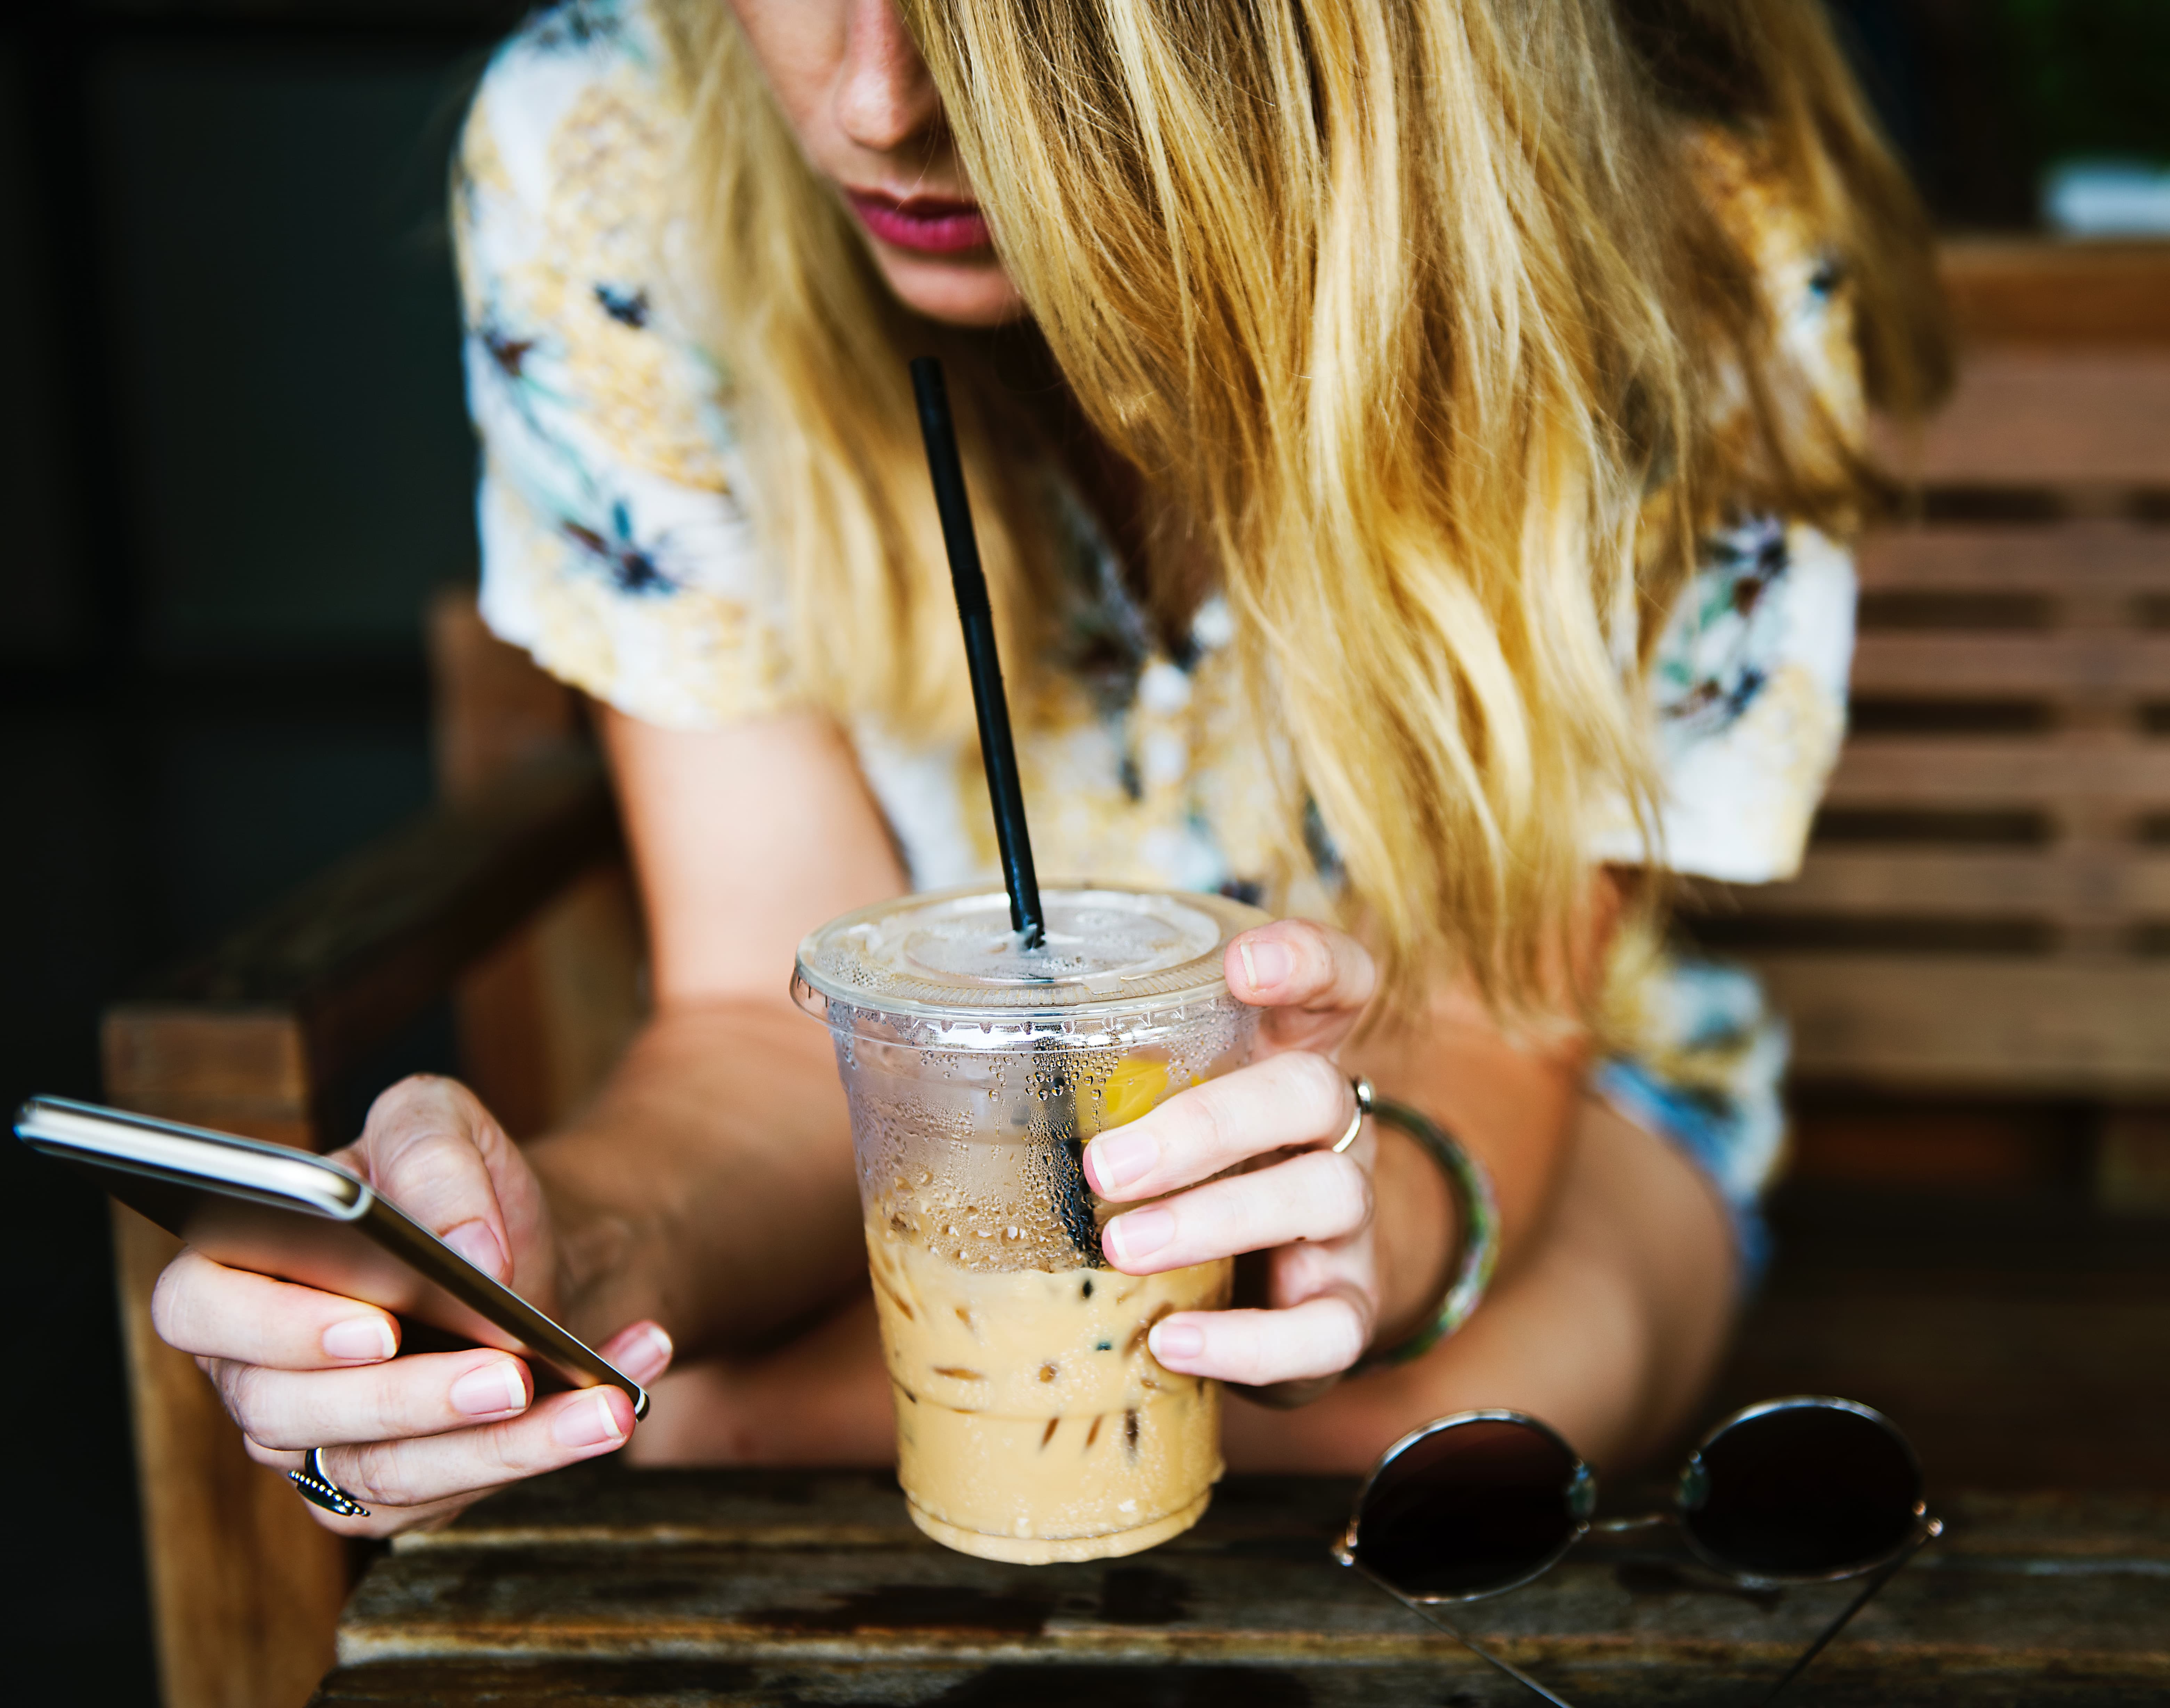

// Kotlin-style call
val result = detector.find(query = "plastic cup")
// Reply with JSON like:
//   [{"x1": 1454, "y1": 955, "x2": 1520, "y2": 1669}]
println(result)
[{"x1": 793, "y1": 883, "x2": 1266, "y2": 1562}]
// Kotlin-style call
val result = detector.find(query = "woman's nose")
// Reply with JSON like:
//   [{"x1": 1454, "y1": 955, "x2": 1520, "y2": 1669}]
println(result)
[{"x1": 835, "y1": 0, "x2": 943, "y2": 154}]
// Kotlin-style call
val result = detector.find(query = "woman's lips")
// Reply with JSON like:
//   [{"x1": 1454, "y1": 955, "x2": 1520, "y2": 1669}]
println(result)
[{"x1": 845, "y1": 190, "x2": 992, "y2": 256}]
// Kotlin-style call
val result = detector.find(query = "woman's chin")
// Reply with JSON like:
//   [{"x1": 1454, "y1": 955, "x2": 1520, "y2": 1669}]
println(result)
[{"x1": 875, "y1": 248, "x2": 1030, "y2": 328}]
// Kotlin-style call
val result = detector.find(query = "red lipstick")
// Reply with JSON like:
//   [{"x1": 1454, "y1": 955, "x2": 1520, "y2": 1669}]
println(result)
[{"x1": 845, "y1": 190, "x2": 992, "y2": 256}]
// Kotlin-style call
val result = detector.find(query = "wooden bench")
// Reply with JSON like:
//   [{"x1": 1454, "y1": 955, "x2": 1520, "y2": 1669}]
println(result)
[
  {"x1": 1694, "y1": 240, "x2": 2170, "y2": 1206},
  {"x1": 98, "y1": 242, "x2": 2170, "y2": 1708},
  {"x1": 305, "y1": 1465, "x2": 2169, "y2": 1706}
]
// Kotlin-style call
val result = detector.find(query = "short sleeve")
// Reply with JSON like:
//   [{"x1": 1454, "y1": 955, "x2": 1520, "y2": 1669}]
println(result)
[
  {"x1": 1589, "y1": 129, "x2": 1864, "y2": 885},
  {"x1": 1594, "y1": 514, "x2": 1855, "y2": 883},
  {"x1": 452, "y1": 1, "x2": 800, "y2": 730}
]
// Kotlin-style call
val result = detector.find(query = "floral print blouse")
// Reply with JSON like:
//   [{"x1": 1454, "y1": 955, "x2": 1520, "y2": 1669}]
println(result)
[{"x1": 454, "y1": 0, "x2": 1865, "y2": 1277}]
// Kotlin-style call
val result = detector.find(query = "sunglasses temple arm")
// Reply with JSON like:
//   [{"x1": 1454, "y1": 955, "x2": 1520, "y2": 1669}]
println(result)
[
  {"x1": 1754, "y1": 1516, "x2": 1943, "y2": 1708},
  {"x1": 1381, "y1": 1586, "x2": 1583, "y2": 1708}
]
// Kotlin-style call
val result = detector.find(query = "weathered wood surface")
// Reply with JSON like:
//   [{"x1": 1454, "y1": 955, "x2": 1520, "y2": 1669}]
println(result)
[{"x1": 315, "y1": 1465, "x2": 2169, "y2": 1706}]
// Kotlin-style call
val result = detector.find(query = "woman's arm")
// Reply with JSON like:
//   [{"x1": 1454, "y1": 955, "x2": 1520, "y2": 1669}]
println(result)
[
  {"x1": 526, "y1": 705, "x2": 908, "y2": 1355},
  {"x1": 146, "y1": 703, "x2": 913, "y2": 1533}
]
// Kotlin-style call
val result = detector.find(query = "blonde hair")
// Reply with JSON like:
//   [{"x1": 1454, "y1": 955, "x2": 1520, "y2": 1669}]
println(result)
[{"x1": 657, "y1": 0, "x2": 1944, "y2": 1013}]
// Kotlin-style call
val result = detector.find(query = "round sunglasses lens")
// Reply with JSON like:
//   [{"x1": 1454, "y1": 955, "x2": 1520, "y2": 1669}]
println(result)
[
  {"x1": 1351, "y1": 1418, "x2": 1583, "y2": 1599},
  {"x1": 1681, "y1": 1402, "x2": 1921, "y2": 1579}
]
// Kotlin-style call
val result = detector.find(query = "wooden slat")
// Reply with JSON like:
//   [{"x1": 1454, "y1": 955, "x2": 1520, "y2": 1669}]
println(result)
[
  {"x1": 311, "y1": 1467, "x2": 2170, "y2": 1705},
  {"x1": 311, "y1": 1653, "x2": 2169, "y2": 1708},
  {"x1": 1849, "y1": 632, "x2": 2170, "y2": 696},
  {"x1": 1823, "y1": 738, "x2": 2170, "y2": 808},
  {"x1": 1711, "y1": 849, "x2": 2170, "y2": 920},
  {"x1": 1885, "y1": 349, "x2": 2170, "y2": 489},
  {"x1": 1752, "y1": 954, "x2": 2170, "y2": 1094},
  {"x1": 1858, "y1": 524, "x2": 2170, "y2": 595},
  {"x1": 102, "y1": 1009, "x2": 311, "y2": 1129},
  {"x1": 1941, "y1": 239, "x2": 2170, "y2": 347}
]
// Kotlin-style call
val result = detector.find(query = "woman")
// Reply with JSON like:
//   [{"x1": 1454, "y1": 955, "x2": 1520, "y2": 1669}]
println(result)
[{"x1": 152, "y1": 0, "x2": 1946, "y2": 1534}]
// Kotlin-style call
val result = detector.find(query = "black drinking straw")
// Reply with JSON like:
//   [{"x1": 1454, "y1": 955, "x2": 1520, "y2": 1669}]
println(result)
[{"x1": 910, "y1": 356, "x2": 1047, "y2": 948}]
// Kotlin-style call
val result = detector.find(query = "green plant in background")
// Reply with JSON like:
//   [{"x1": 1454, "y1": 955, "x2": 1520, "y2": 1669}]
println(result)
[{"x1": 1994, "y1": 0, "x2": 2170, "y2": 163}]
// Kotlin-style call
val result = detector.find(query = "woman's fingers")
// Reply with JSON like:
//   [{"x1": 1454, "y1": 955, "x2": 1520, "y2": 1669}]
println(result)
[
  {"x1": 1085, "y1": 1048, "x2": 1357, "y2": 1202},
  {"x1": 209, "y1": 1348, "x2": 534, "y2": 1451},
  {"x1": 349, "y1": 1077, "x2": 520, "y2": 1282},
  {"x1": 1102, "y1": 1146, "x2": 1371, "y2": 1274},
  {"x1": 1147, "y1": 1291, "x2": 1371, "y2": 1388},
  {"x1": 209, "y1": 1319, "x2": 675, "y2": 1450},
  {"x1": 153, "y1": 1249, "x2": 403, "y2": 1370},
  {"x1": 248, "y1": 1386, "x2": 637, "y2": 1529},
  {"x1": 599, "y1": 1319, "x2": 676, "y2": 1386},
  {"x1": 1225, "y1": 918, "x2": 1377, "y2": 1054},
  {"x1": 1077, "y1": 920, "x2": 1384, "y2": 1399}
]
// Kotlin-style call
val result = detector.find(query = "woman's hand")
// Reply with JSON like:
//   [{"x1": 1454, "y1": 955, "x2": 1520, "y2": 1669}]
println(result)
[
  {"x1": 1083, "y1": 919, "x2": 1406, "y2": 1400},
  {"x1": 149, "y1": 1075, "x2": 674, "y2": 1536}
]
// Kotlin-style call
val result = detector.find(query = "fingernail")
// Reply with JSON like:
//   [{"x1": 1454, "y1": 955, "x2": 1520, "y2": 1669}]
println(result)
[
  {"x1": 1087, "y1": 1127, "x2": 1156, "y2": 1193},
  {"x1": 1150, "y1": 1320, "x2": 1206, "y2": 1364},
  {"x1": 442, "y1": 1220, "x2": 508, "y2": 1281},
  {"x1": 321, "y1": 1316, "x2": 396, "y2": 1363},
  {"x1": 1241, "y1": 938, "x2": 1291, "y2": 992},
  {"x1": 554, "y1": 1390, "x2": 626, "y2": 1450},
  {"x1": 1106, "y1": 1205, "x2": 1175, "y2": 1265},
  {"x1": 624, "y1": 1323, "x2": 673, "y2": 1382},
  {"x1": 449, "y1": 1360, "x2": 529, "y2": 1418}
]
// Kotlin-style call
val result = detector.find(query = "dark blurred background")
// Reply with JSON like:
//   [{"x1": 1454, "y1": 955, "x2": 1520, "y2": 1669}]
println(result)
[{"x1": 2, "y1": 2, "x2": 2167, "y2": 1701}]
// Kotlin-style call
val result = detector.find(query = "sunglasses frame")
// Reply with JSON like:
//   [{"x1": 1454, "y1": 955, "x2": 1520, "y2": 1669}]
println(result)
[
  {"x1": 1666, "y1": 1394, "x2": 1930, "y2": 1590},
  {"x1": 1334, "y1": 1395, "x2": 1942, "y2": 1708},
  {"x1": 1334, "y1": 1407, "x2": 1596, "y2": 1598}
]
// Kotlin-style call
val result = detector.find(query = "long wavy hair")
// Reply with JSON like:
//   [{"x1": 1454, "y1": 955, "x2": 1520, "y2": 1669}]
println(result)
[{"x1": 655, "y1": 0, "x2": 1947, "y2": 1011}]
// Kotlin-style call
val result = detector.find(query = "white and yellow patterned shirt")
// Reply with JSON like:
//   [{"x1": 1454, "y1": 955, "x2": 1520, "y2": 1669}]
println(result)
[{"x1": 456, "y1": 0, "x2": 1869, "y2": 1272}]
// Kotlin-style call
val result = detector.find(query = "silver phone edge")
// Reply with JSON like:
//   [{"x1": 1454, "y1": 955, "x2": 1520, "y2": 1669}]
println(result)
[{"x1": 15, "y1": 1095, "x2": 651, "y2": 1420}]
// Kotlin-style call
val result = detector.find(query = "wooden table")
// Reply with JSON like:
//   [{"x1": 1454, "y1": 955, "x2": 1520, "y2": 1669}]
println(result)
[{"x1": 313, "y1": 1464, "x2": 2169, "y2": 1706}]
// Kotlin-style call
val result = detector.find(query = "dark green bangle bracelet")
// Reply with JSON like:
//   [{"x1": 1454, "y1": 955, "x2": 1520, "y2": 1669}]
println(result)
[{"x1": 1350, "y1": 1090, "x2": 1500, "y2": 1374}]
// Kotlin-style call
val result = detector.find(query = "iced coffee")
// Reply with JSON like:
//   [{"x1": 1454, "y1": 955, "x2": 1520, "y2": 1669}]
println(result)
[{"x1": 794, "y1": 885, "x2": 1264, "y2": 1562}]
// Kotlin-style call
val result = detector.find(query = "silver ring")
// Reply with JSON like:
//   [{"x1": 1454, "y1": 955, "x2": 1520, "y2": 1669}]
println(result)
[
  {"x1": 1331, "y1": 1076, "x2": 1374, "y2": 1154},
  {"x1": 290, "y1": 1447, "x2": 370, "y2": 1518}
]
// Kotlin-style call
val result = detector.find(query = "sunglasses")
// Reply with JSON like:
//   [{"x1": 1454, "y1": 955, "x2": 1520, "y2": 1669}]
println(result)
[{"x1": 1335, "y1": 1395, "x2": 1941, "y2": 1707}]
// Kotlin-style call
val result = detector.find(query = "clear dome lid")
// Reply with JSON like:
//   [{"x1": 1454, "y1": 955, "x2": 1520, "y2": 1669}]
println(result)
[{"x1": 793, "y1": 883, "x2": 1267, "y2": 1027}]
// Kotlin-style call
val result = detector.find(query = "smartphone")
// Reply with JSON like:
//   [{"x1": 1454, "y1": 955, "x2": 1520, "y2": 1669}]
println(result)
[{"x1": 15, "y1": 1095, "x2": 648, "y2": 1418}]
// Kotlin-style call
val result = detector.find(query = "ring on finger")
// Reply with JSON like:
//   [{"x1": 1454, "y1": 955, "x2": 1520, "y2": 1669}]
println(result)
[
  {"x1": 290, "y1": 1447, "x2": 370, "y2": 1518},
  {"x1": 1330, "y1": 1077, "x2": 1374, "y2": 1155}
]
